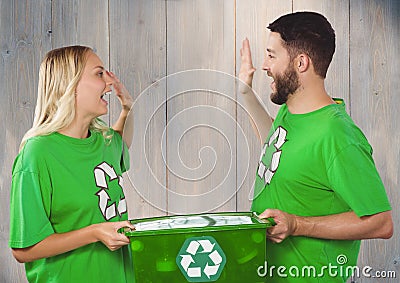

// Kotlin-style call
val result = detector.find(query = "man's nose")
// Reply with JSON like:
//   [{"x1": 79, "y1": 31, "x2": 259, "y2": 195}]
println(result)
[{"x1": 262, "y1": 56, "x2": 270, "y2": 72}]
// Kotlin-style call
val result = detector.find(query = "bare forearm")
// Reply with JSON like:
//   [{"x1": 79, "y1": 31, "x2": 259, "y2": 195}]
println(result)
[
  {"x1": 239, "y1": 38, "x2": 272, "y2": 143},
  {"x1": 112, "y1": 109, "x2": 128, "y2": 136},
  {"x1": 12, "y1": 221, "x2": 133, "y2": 263},
  {"x1": 112, "y1": 109, "x2": 133, "y2": 148},
  {"x1": 293, "y1": 211, "x2": 393, "y2": 240},
  {"x1": 260, "y1": 209, "x2": 393, "y2": 243},
  {"x1": 12, "y1": 225, "x2": 97, "y2": 263},
  {"x1": 241, "y1": 89, "x2": 272, "y2": 143}
]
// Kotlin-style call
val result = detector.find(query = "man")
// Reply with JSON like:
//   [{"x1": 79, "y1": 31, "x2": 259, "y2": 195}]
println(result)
[{"x1": 239, "y1": 11, "x2": 393, "y2": 282}]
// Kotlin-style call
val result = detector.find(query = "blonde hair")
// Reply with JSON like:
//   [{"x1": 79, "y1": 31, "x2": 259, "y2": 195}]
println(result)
[{"x1": 20, "y1": 46, "x2": 110, "y2": 151}]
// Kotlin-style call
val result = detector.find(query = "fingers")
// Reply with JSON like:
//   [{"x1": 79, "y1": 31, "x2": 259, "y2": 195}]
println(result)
[
  {"x1": 241, "y1": 38, "x2": 254, "y2": 65},
  {"x1": 266, "y1": 224, "x2": 286, "y2": 243},
  {"x1": 106, "y1": 71, "x2": 123, "y2": 91},
  {"x1": 105, "y1": 71, "x2": 124, "y2": 91},
  {"x1": 258, "y1": 208, "x2": 279, "y2": 220},
  {"x1": 112, "y1": 222, "x2": 133, "y2": 249},
  {"x1": 239, "y1": 37, "x2": 256, "y2": 90},
  {"x1": 108, "y1": 239, "x2": 130, "y2": 251},
  {"x1": 259, "y1": 209, "x2": 293, "y2": 243},
  {"x1": 259, "y1": 209, "x2": 278, "y2": 241},
  {"x1": 104, "y1": 71, "x2": 133, "y2": 110},
  {"x1": 117, "y1": 220, "x2": 136, "y2": 232},
  {"x1": 113, "y1": 221, "x2": 135, "y2": 238},
  {"x1": 242, "y1": 37, "x2": 250, "y2": 53},
  {"x1": 267, "y1": 231, "x2": 285, "y2": 243},
  {"x1": 96, "y1": 221, "x2": 133, "y2": 251},
  {"x1": 106, "y1": 70, "x2": 119, "y2": 82}
]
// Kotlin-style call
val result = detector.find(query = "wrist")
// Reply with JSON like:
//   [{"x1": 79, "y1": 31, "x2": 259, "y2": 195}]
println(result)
[
  {"x1": 119, "y1": 108, "x2": 130, "y2": 118},
  {"x1": 88, "y1": 223, "x2": 100, "y2": 243},
  {"x1": 239, "y1": 83, "x2": 254, "y2": 95},
  {"x1": 292, "y1": 215, "x2": 302, "y2": 236},
  {"x1": 122, "y1": 104, "x2": 132, "y2": 112},
  {"x1": 292, "y1": 215, "x2": 314, "y2": 237}
]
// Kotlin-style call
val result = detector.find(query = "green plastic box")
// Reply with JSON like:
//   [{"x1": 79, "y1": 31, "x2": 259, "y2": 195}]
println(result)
[{"x1": 124, "y1": 212, "x2": 273, "y2": 283}]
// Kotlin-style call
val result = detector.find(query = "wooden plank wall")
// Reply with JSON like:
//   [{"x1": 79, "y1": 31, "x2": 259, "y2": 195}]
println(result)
[
  {"x1": 0, "y1": 0, "x2": 398, "y2": 282},
  {"x1": 350, "y1": 0, "x2": 400, "y2": 280}
]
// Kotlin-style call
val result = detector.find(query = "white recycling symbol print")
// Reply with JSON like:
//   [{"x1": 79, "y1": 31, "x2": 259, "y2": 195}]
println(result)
[
  {"x1": 257, "y1": 126, "x2": 287, "y2": 185},
  {"x1": 177, "y1": 236, "x2": 226, "y2": 282},
  {"x1": 94, "y1": 162, "x2": 127, "y2": 220}
]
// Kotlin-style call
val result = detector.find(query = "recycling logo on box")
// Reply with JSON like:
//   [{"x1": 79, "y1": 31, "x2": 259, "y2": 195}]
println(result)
[{"x1": 176, "y1": 236, "x2": 226, "y2": 282}]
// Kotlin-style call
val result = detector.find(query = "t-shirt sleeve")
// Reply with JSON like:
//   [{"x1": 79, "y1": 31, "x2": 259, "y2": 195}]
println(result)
[
  {"x1": 9, "y1": 167, "x2": 54, "y2": 248},
  {"x1": 121, "y1": 138, "x2": 130, "y2": 173},
  {"x1": 327, "y1": 143, "x2": 391, "y2": 217}
]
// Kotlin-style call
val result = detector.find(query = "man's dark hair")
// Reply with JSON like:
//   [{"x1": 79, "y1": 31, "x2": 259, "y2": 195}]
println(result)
[{"x1": 267, "y1": 11, "x2": 335, "y2": 78}]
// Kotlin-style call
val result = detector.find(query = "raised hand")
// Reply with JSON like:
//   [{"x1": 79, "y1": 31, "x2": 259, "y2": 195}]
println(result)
[
  {"x1": 239, "y1": 38, "x2": 257, "y2": 93},
  {"x1": 107, "y1": 71, "x2": 133, "y2": 112}
]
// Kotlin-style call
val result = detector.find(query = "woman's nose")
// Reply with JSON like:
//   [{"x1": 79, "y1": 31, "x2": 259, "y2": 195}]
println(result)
[
  {"x1": 104, "y1": 71, "x2": 113, "y2": 84},
  {"x1": 103, "y1": 71, "x2": 113, "y2": 91}
]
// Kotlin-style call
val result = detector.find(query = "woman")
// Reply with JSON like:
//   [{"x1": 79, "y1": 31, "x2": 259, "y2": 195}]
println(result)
[{"x1": 9, "y1": 46, "x2": 135, "y2": 282}]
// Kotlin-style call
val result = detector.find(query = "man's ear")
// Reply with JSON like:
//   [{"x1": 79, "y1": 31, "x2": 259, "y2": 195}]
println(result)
[{"x1": 296, "y1": 54, "x2": 310, "y2": 73}]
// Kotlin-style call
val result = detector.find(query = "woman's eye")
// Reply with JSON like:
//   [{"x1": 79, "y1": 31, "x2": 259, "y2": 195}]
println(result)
[{"x1": 97, "y1": 72, "x2": 103, "y2": 77}]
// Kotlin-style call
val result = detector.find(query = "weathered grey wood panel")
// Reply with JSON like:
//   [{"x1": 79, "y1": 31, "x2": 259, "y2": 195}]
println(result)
[
  {"x1": 109, "y1": 0, "x2": 168, "y2": 218},
  {"x1": 350, "y1": 0, "x2": 400, "y2": 282},
  {"x1": 0, "y1": 1, "x2": 52, "y2": 282},
  {"x1": 0, "y1": 0, "x2": 399, "y2": 282},
  {"x1": 165, "y1": 0, "x2": 237, "y2": 214}
]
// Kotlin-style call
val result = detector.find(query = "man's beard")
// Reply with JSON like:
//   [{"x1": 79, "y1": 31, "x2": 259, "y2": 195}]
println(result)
[{"x1": 270, "y1": 64, "x2": 300, "y2": 105}]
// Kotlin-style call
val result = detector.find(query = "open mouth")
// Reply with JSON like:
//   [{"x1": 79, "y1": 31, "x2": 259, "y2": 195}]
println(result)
[
  {"x1": 101, "y1": 92, "x2": 110, "y2": 99},
  {"x1": 100, "y1": 93, "x2": 109, "y2": 104}
]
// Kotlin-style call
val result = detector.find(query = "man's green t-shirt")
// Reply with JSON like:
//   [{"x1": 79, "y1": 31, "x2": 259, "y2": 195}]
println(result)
[
  {"x1": 9, "y1": 129, "x2": 134, "y2": 283},
  {"x1": 252, "y1": 100, "x2": 391, "y2": 282}
]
